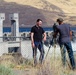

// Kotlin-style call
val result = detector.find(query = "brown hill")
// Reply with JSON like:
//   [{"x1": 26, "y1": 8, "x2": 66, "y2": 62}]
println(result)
[{"x1": 0, "y1": 0, "x2": 76, "y2": 27}]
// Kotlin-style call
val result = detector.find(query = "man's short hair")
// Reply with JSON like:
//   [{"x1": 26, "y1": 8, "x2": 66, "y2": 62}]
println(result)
[
  {"x1": 57, "y1": 18, "x2": 63, "y2": 22},
  {"x1": 36, "y1": 19, "x2": 42, "y2": 22}
]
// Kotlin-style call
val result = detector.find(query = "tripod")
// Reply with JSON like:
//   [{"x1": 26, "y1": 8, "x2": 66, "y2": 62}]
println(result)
[
  {"x1": 44, "y1": 39, "x2": 71, "y2": 69},
  {"x1": 44, "y1": 38, "x2": 56, "y2": 60}
]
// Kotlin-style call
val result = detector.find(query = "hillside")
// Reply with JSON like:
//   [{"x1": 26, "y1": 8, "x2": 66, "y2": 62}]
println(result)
[
  {"x1": 5, "y1": 0, "x2": 76, "y2": 13},
  {"x1": 0, "y1": 0, "x2": 76, "y2": 27}
]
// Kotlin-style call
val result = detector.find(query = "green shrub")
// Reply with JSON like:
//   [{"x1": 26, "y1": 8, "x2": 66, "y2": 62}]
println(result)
[{"x1": 0, "y1": 65, "x2": 14, "y2": 75}]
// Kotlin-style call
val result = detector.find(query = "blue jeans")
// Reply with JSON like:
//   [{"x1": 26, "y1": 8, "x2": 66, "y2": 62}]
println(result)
[
  {"x1": 33, "y1": 41, "x2": 44, "y2": 65},
  {"x1": 60, "y1": 42, "x2": 75, "y2": 69}
]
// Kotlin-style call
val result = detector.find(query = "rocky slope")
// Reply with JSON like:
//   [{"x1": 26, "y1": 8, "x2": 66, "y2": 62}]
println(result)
[{"x1": 0, "y1": 0, "x2": 76, "y2": 27}]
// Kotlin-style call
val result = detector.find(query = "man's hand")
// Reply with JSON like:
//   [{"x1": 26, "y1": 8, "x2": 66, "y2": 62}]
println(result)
[
  {"x1": 31, "y1": 42, "x2": 35, "y2": 48},
  {"x1": 43, "y1": 37, "x2": 46, "y2": 41},
  {"x1": 70, "y1": 31, "x2": 72, "y2": 40}
]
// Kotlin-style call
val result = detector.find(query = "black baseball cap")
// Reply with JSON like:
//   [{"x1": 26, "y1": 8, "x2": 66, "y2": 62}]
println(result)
[{"x1": 57, "y1": 18, "x2": 64, "y2": 22}]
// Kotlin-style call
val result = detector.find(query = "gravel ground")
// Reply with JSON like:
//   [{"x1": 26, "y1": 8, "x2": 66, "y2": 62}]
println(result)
[{"x1": 13, "y1": 69, "x2": 35, "y2": 75}]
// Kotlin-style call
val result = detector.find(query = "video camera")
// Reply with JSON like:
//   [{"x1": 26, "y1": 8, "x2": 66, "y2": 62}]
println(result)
[{"x1": 44, "y1": 32, "x2": 59, "y2": 47}]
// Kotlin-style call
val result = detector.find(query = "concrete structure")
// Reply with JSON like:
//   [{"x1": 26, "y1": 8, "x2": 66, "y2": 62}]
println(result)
[
  {"x1": 0, "y1": 13, "x2": 21, "y2": 56},
  {"x1": 9, "y1": 13, "x2": 19, "y2": 41},
  {"x1": 0, "y1": 40, "x2": 33, "y2": 59},
  {"x1": 0, "y1": 13, "x2": 5, "y2": 42}
]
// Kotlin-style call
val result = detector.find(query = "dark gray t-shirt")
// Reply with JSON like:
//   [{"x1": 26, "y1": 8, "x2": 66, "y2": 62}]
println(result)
[{"x1": 56, "y1": 23, "x2": 71, "y2": 43}]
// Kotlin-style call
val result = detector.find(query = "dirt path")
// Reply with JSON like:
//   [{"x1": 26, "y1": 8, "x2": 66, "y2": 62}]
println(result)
[
  {"x1": 13, "y1": 69, "x2": 31, "y2": 75},
  {"x1": 13, "y1": 69, "x2": 37, "y2": 75}
]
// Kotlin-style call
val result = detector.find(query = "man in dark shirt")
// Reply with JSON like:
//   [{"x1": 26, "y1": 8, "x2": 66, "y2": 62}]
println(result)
[
  {"x1": 31, "y1": 19, "x2": 46, "y2": 66},
  {"x1": 54, "y1": 18, "x2": 75, "y2": 70}
]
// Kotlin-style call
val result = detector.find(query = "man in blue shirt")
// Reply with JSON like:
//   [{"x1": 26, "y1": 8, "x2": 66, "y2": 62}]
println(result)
[
  {"x1": 31, "y1": 19, "x2": 46, "y2": 66},
  {"x1": 54, "y1": 18, "x2": 75, "y2": 70}
]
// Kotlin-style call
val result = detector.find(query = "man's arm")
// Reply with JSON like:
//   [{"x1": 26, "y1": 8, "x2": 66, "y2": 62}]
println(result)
[
  {"x1": 43, "y1": 32, "x2": 46, "y2": 41},
  {"x1": 31, "y1": 32, "x2": 34, "y2": 43},
  {"x1": 70, "y1": 30, "x2": 72, "y2": 40},
  {"x1": 31, "y1": 32, "x2": 35, "y2": 48}
]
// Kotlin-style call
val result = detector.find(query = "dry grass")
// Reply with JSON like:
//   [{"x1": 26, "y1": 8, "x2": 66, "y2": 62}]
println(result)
[
  {"x1": 36, "y1": 56, "x2": 76, "y2": 75},
  {"x1": 0, "y1": 53, "x2": 76, "y2": 75}
]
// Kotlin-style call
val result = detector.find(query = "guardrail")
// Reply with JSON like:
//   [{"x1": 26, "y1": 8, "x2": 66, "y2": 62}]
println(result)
[{"x1": 0, "y1": 36, "x2": 31, "y2": 41}]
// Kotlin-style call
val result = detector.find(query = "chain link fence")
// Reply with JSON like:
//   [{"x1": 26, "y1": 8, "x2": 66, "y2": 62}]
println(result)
[{"x1": 0, "y1": 31, "x2": 76, "y2": 66}]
